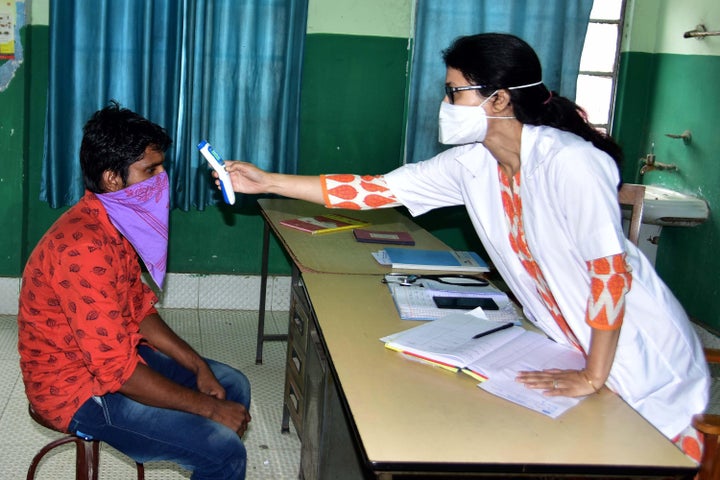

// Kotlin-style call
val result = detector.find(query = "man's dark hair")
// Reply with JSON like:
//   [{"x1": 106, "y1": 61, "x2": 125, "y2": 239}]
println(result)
[{"x1": 80, "y1": 100, "x2": 172, "y2": 193}]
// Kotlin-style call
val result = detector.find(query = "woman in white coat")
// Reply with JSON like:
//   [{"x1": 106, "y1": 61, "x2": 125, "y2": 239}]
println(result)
[{"x1": 222, "y1": 33, "x2": 709, "y2": 459}]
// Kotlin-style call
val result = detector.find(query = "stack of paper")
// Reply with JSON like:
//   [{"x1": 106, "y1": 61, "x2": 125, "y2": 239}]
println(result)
[{"x1": 381, "y1": 313, "x2": 585, "y2": 419}]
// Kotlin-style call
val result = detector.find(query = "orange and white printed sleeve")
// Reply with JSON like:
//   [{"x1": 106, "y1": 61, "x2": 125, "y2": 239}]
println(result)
[
  {"x1": 585, "y1": 253, "x2": 632, "y2": 330},
  {"x1": 320, "y1": 174, "x2": 401, "y2": 210}
]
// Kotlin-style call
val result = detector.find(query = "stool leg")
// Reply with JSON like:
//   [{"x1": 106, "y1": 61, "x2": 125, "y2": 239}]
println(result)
[
  {"x1": 91, "y1": 440, "x2": 100, "y2": 480},
  {"x1": 74, "y1": 438, "x2": 97, "y2": 480},
  {"x1": 136, "y1": 461, "x2": 145, "y2": 479},
  {"x1": 26, "y1": 433, "x2": 143, "y2": 480},
  {"x1": 26, "y1": 436, "x2": 79, "y2": 480}
]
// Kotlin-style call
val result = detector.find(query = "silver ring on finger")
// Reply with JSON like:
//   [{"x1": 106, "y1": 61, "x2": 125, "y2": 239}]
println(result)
[{"x1": 553, "y1": 379, "x2": 558, "y2": 389}]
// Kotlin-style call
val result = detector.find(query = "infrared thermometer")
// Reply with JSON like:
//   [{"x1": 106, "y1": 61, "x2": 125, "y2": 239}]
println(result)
[{"x1": 197, "y1": 140, "x2": 236, "y2": 205}]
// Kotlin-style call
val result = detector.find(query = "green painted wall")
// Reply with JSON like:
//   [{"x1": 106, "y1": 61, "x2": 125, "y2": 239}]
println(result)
[
  {"x1": 615, "y1": 52, "x2": 720, "y2": 331},
  {"x1": 0, "y1": 26, "x2": 25, "y2": 276},
  {"x1": 298, "y1": 32, "x2": 484, "y2": 255},
  {"x1": 614, "y1": 0, "x2": 720, "y2": 331},
  {"x1": 298, "y1": 34, "x2": 407, "y2": 176}
]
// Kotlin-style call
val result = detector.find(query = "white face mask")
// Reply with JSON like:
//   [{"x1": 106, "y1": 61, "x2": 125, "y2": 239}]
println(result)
[
  {"x1": 438, "y1": 93, "x2": 513, "y2": 145},
  {"x1": 437, "y1": 80, "x2": 543, "y2": 145}
]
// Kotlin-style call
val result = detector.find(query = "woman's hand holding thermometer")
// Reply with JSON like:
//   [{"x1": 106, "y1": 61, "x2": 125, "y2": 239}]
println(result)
[{"x1": 197, "y1": 141, "x2": 236, "y2": 205}]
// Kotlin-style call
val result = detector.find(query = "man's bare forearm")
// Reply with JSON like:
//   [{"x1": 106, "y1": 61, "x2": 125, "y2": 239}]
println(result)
[{"x1": 139, "y1": 313, "x2": 206, "y2": 374}]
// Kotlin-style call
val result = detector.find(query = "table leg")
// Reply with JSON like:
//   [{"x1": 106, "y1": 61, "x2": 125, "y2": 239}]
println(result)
[{"x1": 255, "y1": 221, "x2": 271, "y2": 364}]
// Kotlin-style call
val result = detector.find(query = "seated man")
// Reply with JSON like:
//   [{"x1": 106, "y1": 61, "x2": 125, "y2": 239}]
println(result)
[{"x1": 18, "y1": 102, "x2": 251, "y2": 480}]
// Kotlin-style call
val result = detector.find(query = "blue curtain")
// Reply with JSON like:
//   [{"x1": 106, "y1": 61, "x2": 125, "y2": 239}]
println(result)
[
  {"x1": 405, "y1": 0, "x2": 593, "y2": 164},
  {"x1": 42, "y1": 0, "x2": 308, "y2": 210}
]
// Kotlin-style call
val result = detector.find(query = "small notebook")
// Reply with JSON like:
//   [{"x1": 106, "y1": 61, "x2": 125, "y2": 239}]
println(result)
[
  {"x1": 353, "y1": 229, "x2": 415, "y2": 245},
  {"x1": 279, "y1": 213, "x2": 370, "y2": 235}
]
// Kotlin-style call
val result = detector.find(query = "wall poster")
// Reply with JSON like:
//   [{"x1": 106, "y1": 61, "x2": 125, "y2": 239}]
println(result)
[{"x1": 0, "y1": 1, "x2": 16, "y2": 59}]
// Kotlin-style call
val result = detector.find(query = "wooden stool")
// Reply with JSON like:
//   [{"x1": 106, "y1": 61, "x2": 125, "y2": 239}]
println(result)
[{"x1": 27, "y1": 405, "x2": 145, "y2": 480}]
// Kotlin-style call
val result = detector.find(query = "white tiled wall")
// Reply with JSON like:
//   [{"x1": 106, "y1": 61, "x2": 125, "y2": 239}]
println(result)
[
  {"x1": 0, "y1": 274, "x2": 292, "y2": 314},
  {"x1": 0, "y1": 278, "x2": 19, "y2": 315},
  {"x1": 152, "y1": 273, "x2": 292, "y2": 311}
]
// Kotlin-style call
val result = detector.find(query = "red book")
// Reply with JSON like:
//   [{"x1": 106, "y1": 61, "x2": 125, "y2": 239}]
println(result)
[
  {"x1": 353, "y1": 229, "x2": 415, "y2": 246},
  {"x1": 279, "y1": 213, "x2": 370, "y2": 235}
]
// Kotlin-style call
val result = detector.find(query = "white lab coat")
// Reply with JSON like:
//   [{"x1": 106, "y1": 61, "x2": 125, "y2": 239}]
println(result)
[{"x1": 384, "y1": 124, "x2": 709, "y2": 439}]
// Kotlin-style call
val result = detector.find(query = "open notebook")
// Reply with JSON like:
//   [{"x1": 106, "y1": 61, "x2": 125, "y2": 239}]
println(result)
[{"x1": 381, "y1": 313, "x2": 585, "y2": 419}]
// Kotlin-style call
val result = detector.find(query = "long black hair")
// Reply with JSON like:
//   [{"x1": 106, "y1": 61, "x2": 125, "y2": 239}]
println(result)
[
  {"x1": 80, "y1": 100, "x2": 172, "y2": 193},
  {"x1": 442, "y1": 33, "x2": 623, "y2": 168}
]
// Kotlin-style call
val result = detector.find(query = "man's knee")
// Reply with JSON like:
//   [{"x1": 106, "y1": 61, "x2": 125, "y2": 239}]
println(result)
[
  {"x1": 208, "y1": 360, "x2": 251, "y2": 407},
  {"x1": 197, "y1": 427, "x2": 247, "y2": 480}
]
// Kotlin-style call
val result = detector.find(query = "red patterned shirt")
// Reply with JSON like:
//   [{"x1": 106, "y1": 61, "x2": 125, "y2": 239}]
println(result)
[{"x1": 18, "y1": 191, "x2": 157, "y2": 431}]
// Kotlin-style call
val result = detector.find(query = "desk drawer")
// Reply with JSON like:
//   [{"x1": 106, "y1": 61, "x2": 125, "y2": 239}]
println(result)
[
  {"x1": 286, "y1": 332, "x2": 305, "y2": 390},
  {"x1": 289, "y1": 287, "x2": 312, "y2": 353},
  {"x1": 292, "y1": 278, "x2": 312, "y2": 314},
  {"x1": 284, "y1": 279, "x2": 315, "y2": 436},
  {"x1": 284, "y1": 367, "x2": 304, "y2": 437}
]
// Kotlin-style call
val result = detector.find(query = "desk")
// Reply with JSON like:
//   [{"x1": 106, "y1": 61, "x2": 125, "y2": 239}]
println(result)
[
  {"x1": 257, "y1": 198, "x2": 448, "y2": 275},
  {"x1": 301, "y1": 273, "x2": 695, "y2": 478},
  {"x1": 255, "y1": 198, "x2": 448, "y2": 363},
  {"x1": 257, "y1": 199, "x2": 696, "y2": 479}
]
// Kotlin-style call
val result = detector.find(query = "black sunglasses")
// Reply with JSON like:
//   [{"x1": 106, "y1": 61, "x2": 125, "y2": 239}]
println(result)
[{"x1": 444, "y1": 84, "x2": 486, "y2": 104}]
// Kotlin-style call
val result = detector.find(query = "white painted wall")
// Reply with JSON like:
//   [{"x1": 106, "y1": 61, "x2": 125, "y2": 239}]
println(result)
[
  {"x1": 29, "y1": 0, "x2": 48, "y2": 25},
  {"x1": 306, "y1": 0, "x2": 414, "y2": 38},
  {"x1": 623, "y1": 0, "x2": 720, "y2": 55},
  {"x1": 28, "y1": 0, "x2": 414, "y2": 38}
]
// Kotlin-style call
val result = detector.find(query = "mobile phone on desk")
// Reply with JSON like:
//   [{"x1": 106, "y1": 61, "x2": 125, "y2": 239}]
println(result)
[{"x1": 432, "y1": 296, "x2": 499, "y2": 310}]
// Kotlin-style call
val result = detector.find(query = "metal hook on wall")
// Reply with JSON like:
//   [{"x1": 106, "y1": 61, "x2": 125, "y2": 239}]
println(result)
[
  {"x1": 665, "y1": 130, "x2": 692, "y2": 145},
  {"x1": 684, "y1": 25, "x2": 720, "y2": 39}
]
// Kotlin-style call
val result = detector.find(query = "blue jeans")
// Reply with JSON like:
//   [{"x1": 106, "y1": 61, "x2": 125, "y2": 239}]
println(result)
[{"x1": 69, "y1": 345, "x2": 251, "y2": 480}]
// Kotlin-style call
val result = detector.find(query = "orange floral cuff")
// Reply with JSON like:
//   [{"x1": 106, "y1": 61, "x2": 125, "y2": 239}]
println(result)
[
  {"x1": 585, "y1": 253, "x2": 632, "y2": 330},
  {"x1": 321, "y1": 174, "x2": 401, "y2": 210}
]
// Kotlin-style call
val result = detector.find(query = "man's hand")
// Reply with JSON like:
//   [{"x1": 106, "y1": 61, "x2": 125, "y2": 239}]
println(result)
[
  {"x1": 195, "y1": 364, "x2": 251, "y2": 436},
  {"x1": 120, "y1": 363, "x2": 252, "y2": 437},
  {"x1": 196, "y1": 365, "x2": 226, "y2": 400},
  {"x1": 208, "y1": 397, "x2": 252, "y2": 437}
]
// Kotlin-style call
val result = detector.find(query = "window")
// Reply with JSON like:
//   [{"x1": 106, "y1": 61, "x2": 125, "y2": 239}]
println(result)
[{"x1": 575, "y1": 0, "x2": 626, "y2": 133}]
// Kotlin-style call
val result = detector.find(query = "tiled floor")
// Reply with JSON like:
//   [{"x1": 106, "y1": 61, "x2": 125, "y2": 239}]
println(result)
[{"x1": 0, "y1": 309, "x2": 301, "y2": 479}]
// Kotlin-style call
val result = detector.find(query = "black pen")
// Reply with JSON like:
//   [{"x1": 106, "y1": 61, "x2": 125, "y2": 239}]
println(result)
[{"x1": 472, "y1": 322, "x2": 514, "y2": 339}]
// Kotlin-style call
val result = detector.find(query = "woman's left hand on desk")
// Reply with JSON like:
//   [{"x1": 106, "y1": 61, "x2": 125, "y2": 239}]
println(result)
[{"x1": 515, "y1": 368, "x2": 600, "y2": 397}]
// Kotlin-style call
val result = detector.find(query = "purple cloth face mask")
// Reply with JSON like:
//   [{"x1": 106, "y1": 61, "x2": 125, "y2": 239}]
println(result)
[{"x1": 97, "y1": 172, "x2": 170, "y2": 289}]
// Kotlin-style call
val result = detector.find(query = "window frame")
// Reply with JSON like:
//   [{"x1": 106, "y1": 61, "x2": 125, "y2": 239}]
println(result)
[{"x1": 576, "y1": 0, "x2": 627, "y2": 134}]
